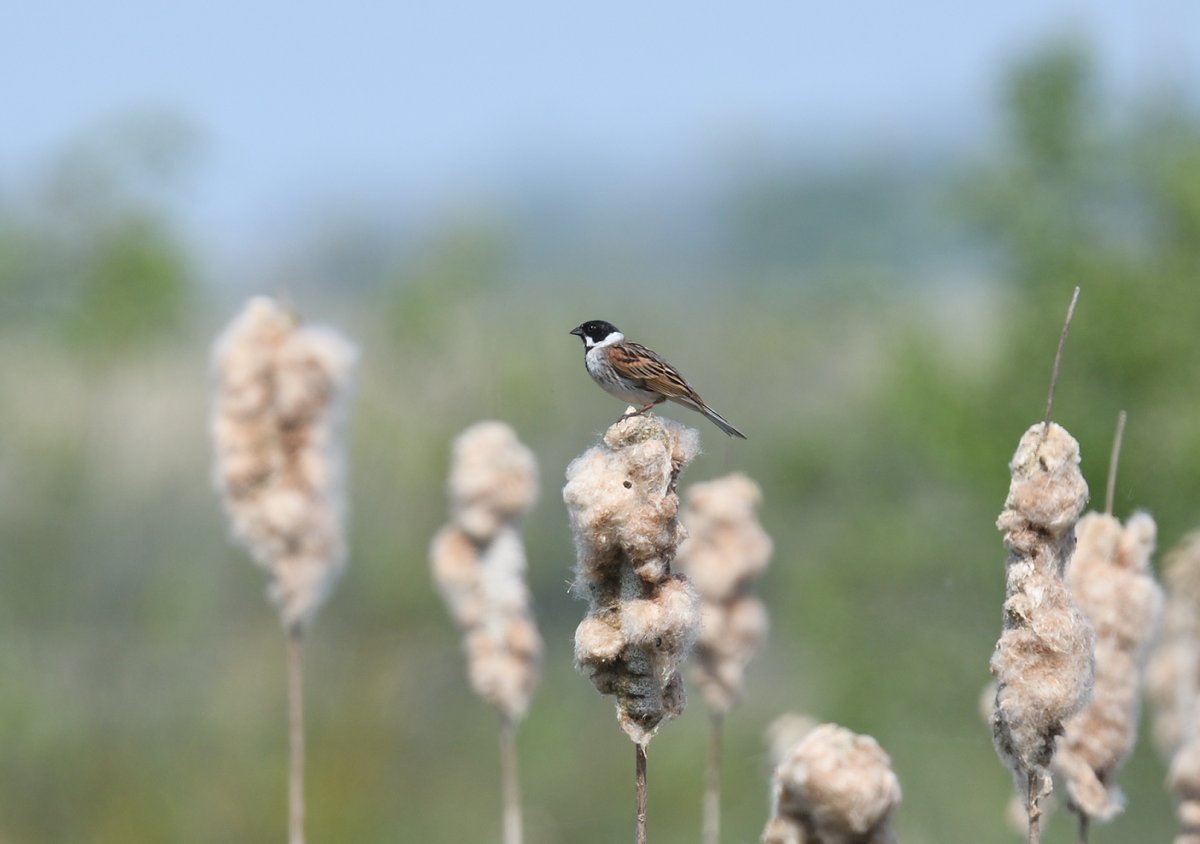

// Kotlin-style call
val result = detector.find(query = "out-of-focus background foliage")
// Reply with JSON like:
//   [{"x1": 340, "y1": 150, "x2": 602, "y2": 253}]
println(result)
[{"x1": 3, "y1": 5, "x2": 1200, "y2": 843}]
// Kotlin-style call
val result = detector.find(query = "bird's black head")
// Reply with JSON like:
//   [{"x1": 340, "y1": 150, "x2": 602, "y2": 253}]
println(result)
[{"x1": 570, "y1": 320, "x2": 622, "y2": 348}]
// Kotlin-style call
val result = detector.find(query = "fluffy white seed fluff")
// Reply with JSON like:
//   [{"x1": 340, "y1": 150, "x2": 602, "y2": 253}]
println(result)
[
  {"x1": 676, "y1": 472, "x2": 773, "y2": 715},
  {"x1": 762, "y1": 723, "x2": 902, "y2": 844},
  {"x1": 564, "y1": 413, "x2": 702, "y2": 746},
  {"x1": 1147, "y1": 532, "x2": 1200, "y2": 838},
  {"x1": 429, "y1": 421, "x2": 542, "y2": 721},
  {"x1": 1053, "y1": 510, "x2": 1163, "y2": 822},
  {"x1": 209, "y1": 296, "x2": 357, "y2": 632},
  {"x1": 1148, "y1": 533, "x2": 1200, "y2": 762},
  {"x1": 990, "y1": 422, "x2": 1094, "y2": 804}
]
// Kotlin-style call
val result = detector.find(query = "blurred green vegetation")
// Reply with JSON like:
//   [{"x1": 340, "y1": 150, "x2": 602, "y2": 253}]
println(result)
[
  {"x1": 0, "y1": 111, "x2": 198, "y2": 359},
  {"x1": 2, "y1": 39, "x2": 1199, "y2": 844}
]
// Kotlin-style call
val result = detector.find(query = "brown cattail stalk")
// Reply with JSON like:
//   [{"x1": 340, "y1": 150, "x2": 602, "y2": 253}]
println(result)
[
  {"x1": 430, "y1": 421, "x2": 542, "y2": 844},
  {"x1": 210, "y1": 296, "x2": 357, "y2": 844},
  {"x1": 499, "y1": 719, "x2": 522, "y2": 844},
  {"x1": 287, "y1": 633, "x2": 305, "y2": 844},
  {"x1": 1041, "y1": 285, "x2": 1080, "y2": 434},
  {"x1": 636, "y1": 744, "x2": 649, "y2": 844},
  {"x1": 761, "y1": 723, "x2": 902, "y2": 844},
  {"x1": 676, "y1": 473, "x2": 773, "y2": 844},
  {"x1": 1103, "y1": 411, "x2": 1126, "y2": 516},
  {"x1": 703, "y1": 714, "x2": 722, "y2": 844},
  {"x1": 564, "y1": 413, "x2": 703, "y2": 842}
]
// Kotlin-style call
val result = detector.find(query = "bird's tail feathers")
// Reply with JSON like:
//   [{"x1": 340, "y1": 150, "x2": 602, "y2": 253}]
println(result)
[
  {"x1": 671, "y1": 396, "x2": 746, "y2": 439},
  {"x1": 703, "y1": 406, "x2": 747, "y2": 439}
]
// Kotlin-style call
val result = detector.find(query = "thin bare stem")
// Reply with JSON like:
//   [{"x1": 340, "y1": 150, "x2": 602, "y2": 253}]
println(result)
[
  {"x1": 1104, "y1": 410, "x2": 1127, "y2": 516},
  {"x1": 703, "y1": 715, "x2": 723, "y2": 844},
  {"x1": 499, "y1": 717, "x2": 523, "y2": 844},
  {"x1": 1077, "y1": 811, "x2": 1090, "y2": 844},
  {"x1": 1027, "y1": 772, "x2": 1041, "y2": 844},
  {"x1": 1043, "y1": 285, "x2": 1081, "y2": 431},
  {"x1": 287, "y1": 631, "x2": 306, "y2": 844},
  {"x1": 636, "y1": 744, "x2": 648, "y2": 844}
]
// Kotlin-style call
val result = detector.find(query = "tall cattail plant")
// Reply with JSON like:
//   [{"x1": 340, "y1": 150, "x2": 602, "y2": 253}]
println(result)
[
  {"x1": 989, "y1": 287, "x2": 1094, "y2": 844},
  {"x1": 676, "y1": 473, "x2": 772, "y2": 844},
  {"x1": 1148, "y1": 533, "x2": 1200, "y2": 840},
  {"x1": 1052, "y1": 412, "x2": 1163, "y2": 842},
  {"x1": 430, "y1": 421, "x2": 542, "y2": 844},
  {"x1": 564, "y1": 413, "x2": 702, "y2": 844},
  {"x1": 209, "y1": 295, "x2": 357, "y2": 844},
  {"x1": 1146, "y1": 533, "x2": 1200, "y2": 763},
  {"x1": 761, "y1": 723, "x2": 902, "y2": 844}
]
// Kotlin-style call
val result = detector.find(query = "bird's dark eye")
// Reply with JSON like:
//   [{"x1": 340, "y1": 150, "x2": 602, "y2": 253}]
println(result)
[{"x1": 623, "y1": 480, "x2": 632, "y2": 489}]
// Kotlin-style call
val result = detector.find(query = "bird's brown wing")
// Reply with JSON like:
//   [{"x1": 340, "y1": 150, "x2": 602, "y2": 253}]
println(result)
[{"x1": 608, "y1": 341, "x2": 705, "y2": 406}]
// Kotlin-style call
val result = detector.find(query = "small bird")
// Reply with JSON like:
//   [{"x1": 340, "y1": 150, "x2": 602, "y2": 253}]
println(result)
[{"x1": 569, "y1": 319, "x2": 746, "y2": 439}]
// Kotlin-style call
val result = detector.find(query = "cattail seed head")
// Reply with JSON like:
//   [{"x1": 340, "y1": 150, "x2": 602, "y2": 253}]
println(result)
[
  {"x1": 1053, "y1": 510, "x2": 1164, "y2": 822},
  {"x1": 1146, "y1": 532, "x2": 1200, "y2": 838},
  {"x1": 676, "y1": 472, "x2": 773, "y2": 715},
  {"x1": 763, "y1": 723, "x2": 901, "y2": 844},
  {"x1": 430, "y1": 421, "x2": 542, "y2": 722},
  {"x1": 990, "y1": 422, "x2": 1094, "y2": 800},
  {"x1": 1148, "y1": 533, "x2": 1200, "y2": 761},
  {"x1": 448, "y1": 420, "x2": 539, "y2": 541},
  {"x1": 564, "y1": 414, "x2": 702, "y2": 746},
  {"x1": 209, "y1": 296, "x2": 357, "y2": 633}
]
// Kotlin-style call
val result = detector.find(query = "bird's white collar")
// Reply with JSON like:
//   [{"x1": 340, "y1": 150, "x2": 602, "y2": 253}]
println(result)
[{"x1": 587, "y1": 331, "x2": 624, "y2": 349}]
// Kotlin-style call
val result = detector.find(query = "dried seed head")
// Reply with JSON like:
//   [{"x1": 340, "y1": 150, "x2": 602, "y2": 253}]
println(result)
[
  {"x1": 565, "y1": 414, "x2": 702, "y2": 746},
  {"x1": 430, "y1": 422, "x2": 542, "y2": 721},
  {"x1": 1054, "y1": 510, "x2": 1163, "y2": 822},
  {"x1": 677, "y1": 473, "x2": 773, "y2": 714},
  {"x1": 1147, "y1": 596, "x2": 1200, "y2": 759},
  {"x1": 990, "y1": 422, "x2": 1094, "y2": 801},
  {"x1": 210, "y1": 296, "x2": 357, "y2": 632},
  {"x1": 448, "y1": 421, "x2": 539, "y2": 542},
  {"x1": 1151, "y1": 532, "x2": 1200, "y2": 836},
  {"x1": 764, "y1": 723, "x2": 901, "y2": 844}
]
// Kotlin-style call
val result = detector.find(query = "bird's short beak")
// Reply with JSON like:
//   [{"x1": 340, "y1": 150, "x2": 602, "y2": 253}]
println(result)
[{"x1": 569, "y1": 326, "x2": 584, "y2": 337}]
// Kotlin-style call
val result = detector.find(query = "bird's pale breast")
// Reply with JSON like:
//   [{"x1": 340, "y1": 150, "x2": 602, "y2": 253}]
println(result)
[{"x1": 585, "y1": 347, "x2": 659, "y2": 405}]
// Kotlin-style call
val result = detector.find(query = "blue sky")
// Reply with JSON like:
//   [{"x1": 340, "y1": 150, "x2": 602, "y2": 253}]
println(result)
[{"x1": 4, "y1": 1, "x2": 1199, "y2": 241}]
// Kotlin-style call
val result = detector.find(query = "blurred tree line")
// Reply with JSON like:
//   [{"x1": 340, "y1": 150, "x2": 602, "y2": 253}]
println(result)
[
  {"x1": 887, "y1": 39, "x2": 1200, "y2": 536},
  {"x1": 0, "y1": 111, "x2": 198, "y2": 358}
]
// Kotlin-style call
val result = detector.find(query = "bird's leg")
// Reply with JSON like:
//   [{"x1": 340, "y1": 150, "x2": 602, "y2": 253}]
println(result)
[{"x1": 618, "y1": 400, "x2": 662, "y2": 423}]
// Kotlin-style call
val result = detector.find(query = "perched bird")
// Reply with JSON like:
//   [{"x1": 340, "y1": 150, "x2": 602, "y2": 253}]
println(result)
[{"x1": 569, "y1": 319, "x2": 747, "y2": 439}]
